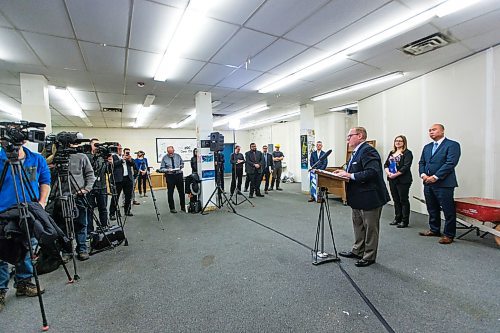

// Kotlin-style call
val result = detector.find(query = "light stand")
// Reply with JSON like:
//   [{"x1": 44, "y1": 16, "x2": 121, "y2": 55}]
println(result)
[
  {"x1": 311, "y1": 187, "x2": 340, "y2": 265},
  {"x1": 201, "y1": 151, "x2": 236, "y2": 215}
]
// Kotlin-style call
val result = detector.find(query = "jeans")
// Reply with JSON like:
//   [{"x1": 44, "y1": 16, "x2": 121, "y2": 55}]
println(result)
[
  {"x1": 138, "y1": 174, "x2": 148, "y2": 195},
  {"x1": 271, "y1": 167, "x2": 282, "y2": 189},
  {"x1": 0, "y1": 252, "x2": 33, "y2": 290}
]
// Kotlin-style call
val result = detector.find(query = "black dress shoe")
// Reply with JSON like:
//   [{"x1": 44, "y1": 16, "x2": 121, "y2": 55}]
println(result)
[
  {"x1": 397, "y1": 223, "x2": 408, "y2": 228},
  {"x1": 256, "y1": 194, "x2": 265, "y2": 197},
  {"x1": 249, "y1": 195, "x2": 254, "y2": 198},
  {"x1": 125, "y1": 212, "x2": 133, "y2": 217},
  {"x1": 109, "y1": 215, "x2": 116, "y2": 221},
  {"x1": 355, "y1": 259, "x2": 375, "y2": 267},
  {"x1": 338, "y1": 251, "x2": 362, "y2": 259},
  {"x1": 389, "y1": 220, "x2": 400, "y2": 226},
  {"x1": 170, "y1": 209, "x2": 177, "y2": 213}
]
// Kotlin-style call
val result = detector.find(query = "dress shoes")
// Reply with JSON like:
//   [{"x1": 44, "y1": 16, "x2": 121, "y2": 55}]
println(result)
[
  {"x1": 438, "y1": 236, "x2": 454, "y2": 244},
  {"x1": 397, "y1": 223, "x2": 408, "y2": 228},
  {"x1": 389, "y1": 220, "x2": 400, "y2": 226},
  {"x1": 355, "y1": 259, "x2": 375, "y2": 267},
  {"x1": 308, "y1": 198, "x2": 315, "y2": 202},
  {"x1": 249, "y1": 195, "x2": 254, "y2": 198},
  {"x1": 256, "y1": 193, "x2": 265, "y2": 197},
  {"x1": 276, "y1": 188, "x2": 283, "y2": 191},
  {"x1": 170, "y1": 209, "x2": 177, "y2": 213},
  {"x1": 125, "y1": 212, "x2": 134, "y2": 217},
  {"x1": 268, "y1": 188, "x2": 274, "y2": 191},
  {"x1": 338, "y1": 251, "x2": 362, "y2": 259},
  {"x1": 419, "y1": 230, "x2": 441, "y2": 237},
  {"x1": 265, "y1": 191, "x2": 268, "y2": 194}
]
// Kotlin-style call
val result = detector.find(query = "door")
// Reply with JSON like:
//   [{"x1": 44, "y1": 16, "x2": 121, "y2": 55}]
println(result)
[{"x1": 222, "y1": 143, "x2": 234, "y2": 174}]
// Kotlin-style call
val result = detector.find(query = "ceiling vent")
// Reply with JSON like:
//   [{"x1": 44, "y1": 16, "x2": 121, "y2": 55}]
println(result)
[
  {"x1": 401, "y1": 32, "x2": 453, "y2": 56},
  {"x1": 102, "y1": 107, "x2": 122, "y2": 113}
]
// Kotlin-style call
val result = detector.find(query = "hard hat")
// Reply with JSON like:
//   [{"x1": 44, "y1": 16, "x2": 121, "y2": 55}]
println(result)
[{"x1": 275, "y1": 144, "x2": 280, "y2": 148}]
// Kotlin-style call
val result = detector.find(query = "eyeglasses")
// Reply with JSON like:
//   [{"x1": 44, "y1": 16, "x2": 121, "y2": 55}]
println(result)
[
  {"x1": 347, "y1": 133, "x2": 359, "y2": 139},
  {"x1": 394, "y1": 140, "x2": 404, "y2": 142}
]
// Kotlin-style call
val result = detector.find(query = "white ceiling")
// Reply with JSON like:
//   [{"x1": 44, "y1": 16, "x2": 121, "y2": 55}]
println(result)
[{"x1": 0, "y1": 0, "x2": 499, "y2": 128}]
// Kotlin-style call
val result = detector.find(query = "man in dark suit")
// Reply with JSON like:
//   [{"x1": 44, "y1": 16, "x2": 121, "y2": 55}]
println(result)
[
  {"x1": 418, "y1": 124, "x2": 461, "y2": 244},
  {"x1": 308, "y1": 141, "x2": 328, "y2": 202},
  {"x1": 245, "y1": 143, "x2": 265, "y2": 198},
  {"x1": 230, "y1": 145, "x2": 245, "y2": 195},
  {"x1": 109, "y1": 145, "x2": 135, "y2": 220},
  {"x1": 334, "y1": 127, "x2": 390, "y2": 267},
  {"x1": 261, "y1": 145, "x2": 273, "y2": 194}
]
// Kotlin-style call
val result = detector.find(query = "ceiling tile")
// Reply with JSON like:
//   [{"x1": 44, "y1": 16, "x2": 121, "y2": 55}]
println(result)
[
  {"x1": 0, "y1": 28, "x2": 41, "y2": 65},
  {"x1": 23, "y1": 32, "x2": 85, "y2": 70},
  {"x1": 217, "y1": 68, "x2": 263, "y2": 89},
  {"x1": 0, "y1": 11, "x2": 12, "y2": 29},
  {"x1": 285, "y1": 0, "x2": 390, "y2": 46},
  {"x1": 130, "y1": 0, "x2": 181, "y2": 54},
  {"x1": 248, "y1": 39, "x2": 307, "y2": 72},
  {"x1": 240, "y1": 72, "x2": 278, "y2": 91},
  {"x1": 266, "y1": 47, "x2": 328, "y2": 77},
  {"x1": 182, "y1": 19, "x2": 239, "y2": 62},
  {"x1": 166, "y1": 58, "x2": 206, "y2": 83},
  {"x1": 0, "y1": 0, "x2": 74, "y2": 38},
  {"x1": 246, "y1": 0, "x2": 329, "y2": 36},
  {"x1": 79, "y1": 102, "x2": 101, "y2": 111},
  {"x1": 81, "y1": 42, "x2": 125, "y2": 75},
  {"x1": 448, "y1": 9, "x2": 500, "y2": 41},
  {"x1": 460, "y1": 29, "x2": 500, "y2": 52},
  {"x1": 207, "y1": 0, "x2": 265, "y2": 25},
  {"x1": 66, "y1": 0, "x2": 130, "y2": 47},
  {"x1": 190, "y1": 63, "x2": 235, "y2": 86},
  {"x1": 46, "y1": 69, "x2": 93, "y2": 91},
  {"x1": 211, "y1": 28, "x2": 277, "y2": 67},
  {"x1": 97, "y1": 92, "x2": 124, "y2": 104},
  {"x1": 0, "y1": 84, "x2": 21, "y2": 98},
  {"x1": 433, "y1": 0, "x2": 500, "y2": 31},
  {"x1": 69, "y1": 90, "x2": 98, "y2": 103}
]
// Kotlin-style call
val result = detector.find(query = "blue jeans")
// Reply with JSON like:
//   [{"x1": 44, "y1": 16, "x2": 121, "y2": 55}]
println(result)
[{"x1": 0, "y1": 252, "x2": 33, "y2": 291}]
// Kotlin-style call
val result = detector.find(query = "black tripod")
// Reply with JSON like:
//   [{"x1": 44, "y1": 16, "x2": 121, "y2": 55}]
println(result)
[
  {"x1": 0, "y1": 150, "x2": 50, "y2": 331},
  {"x1": 143, "y1": 167, "x2": 161, "y2": 223},
  {"x1": 201, "y1": 152, "x2": 236, "y2": 215},
  {"x1": 228, "y1": 162, "x2": 253, "y2": 207},
  {"x1": 311, "y1": 187, "x2": 340, "y2": 265}
]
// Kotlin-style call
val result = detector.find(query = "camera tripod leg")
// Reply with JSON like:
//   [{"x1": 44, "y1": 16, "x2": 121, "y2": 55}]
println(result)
[
  {"x1": 146, "y1": 174, "x2": 162, "y2": 223},
  {"x1": 312, "y1": 188, "x2": 340, "y2": 266}
]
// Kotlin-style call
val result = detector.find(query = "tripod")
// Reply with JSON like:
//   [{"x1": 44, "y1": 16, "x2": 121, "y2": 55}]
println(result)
[
  {"x1": 201, "y1": 152, "x2": 236, "y2": 215},
  {"x1": 143, "y1": 168, "x2": 162, "y2": 223},
  {"x1": 228, "y1": 162, "x2": 253, "y2": 207},
  {"x1": 311, "y1": 187, "x2": 340, "y2": 265},
  {"x1": 0, "y1": 150, "x2": 50, "y2": 331}
]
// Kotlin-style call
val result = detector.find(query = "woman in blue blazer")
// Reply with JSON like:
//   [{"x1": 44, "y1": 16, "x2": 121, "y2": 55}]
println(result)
[{"x1": 384, "y1": 135, "x2": 413, "y2": 228}]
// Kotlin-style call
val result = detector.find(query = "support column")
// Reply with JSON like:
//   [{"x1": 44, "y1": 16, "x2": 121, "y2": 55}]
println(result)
[
  {"x1": 195, "y1": 91, "x2": 215, "y2": 208},
  {"x1": 300, "y1": 104, "x2": 315, "y2": 193},
  {"x1": 20, "y1": 74, "x2": 51, "y2": 133}
]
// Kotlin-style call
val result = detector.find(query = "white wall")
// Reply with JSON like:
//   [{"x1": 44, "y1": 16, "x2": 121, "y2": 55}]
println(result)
[
  {"x1": 248, "y1": 111, "x2": 349, "y2": 182},
  {"x1": 359, "y1": 45, "x2": 500, "y2": 214},
  {"x1": 53, "y1": 127, "x2": 250, "y2": 175}
]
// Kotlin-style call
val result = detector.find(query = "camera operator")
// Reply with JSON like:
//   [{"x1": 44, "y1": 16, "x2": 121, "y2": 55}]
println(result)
[
  {"x1": 0, "y1": 142, "x2": 50, "y2": 312},
  {"x1": 85, "y1": 138, "x2": 109, "y2": 234},
  {"x1": 108, "y1": 145, "x2": 135, "y2": 219},
  {"x1": 51, "y1": 140, "x2": 95, "y2": 262}
]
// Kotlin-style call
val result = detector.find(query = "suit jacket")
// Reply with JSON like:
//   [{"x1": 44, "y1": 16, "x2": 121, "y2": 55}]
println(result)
[
  {"x1": 262, "y1": 153, "x2": 273, "y2": 173},
  {"x1": 310, "y1": 150, "x2": 328, "y2": 170},
  {"x1": 383, "y1": 149, "x2": 413, "y2": 184},
  {"x1": 111, "y1": 155, "x2": 135, "y2": 183},
  {"x1": 346, "y1": 142, "x2": 390, "y2": 210},
  {"x1": 245, "y1": 150, "x2": 265, "y2": 174},
  {"x1": 418, "y1": 138, "x2": 461, "y2": 188}
]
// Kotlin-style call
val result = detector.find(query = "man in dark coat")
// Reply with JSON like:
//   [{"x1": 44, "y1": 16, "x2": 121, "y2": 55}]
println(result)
[
  {"x1": 334, "y1": 127, "x2": 390, "y2": 267},
  {"x1": 244, "y1": 143, "x2": 265, "y2": 198}
]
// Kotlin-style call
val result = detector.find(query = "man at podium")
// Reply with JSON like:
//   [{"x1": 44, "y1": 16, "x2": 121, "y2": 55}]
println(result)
[{"x1": 334, "y1": 127, "x2": 390, "y2": 267}]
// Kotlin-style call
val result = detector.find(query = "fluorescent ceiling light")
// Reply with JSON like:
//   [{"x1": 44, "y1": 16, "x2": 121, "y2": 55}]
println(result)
[
  {"x1": 257, "y1": 0, "x2": 481, "y2": 93},
  {"x1": 143, "y1": 94, "x2": 155, "y2": 107},
  {"x1": 213, "y1": 104, "x2": 269, "y2": 127},
  {"x1": 258, "y1": 54, "x2": 346, "y2": 94},
  {"x1": 329, "y1": 103, "x2": 358, "y2": 112},
  {"x1": 49, "y1": 86, "x2": 93, "y2": 126},
  {"x1": 228, "y1": 118, "x2": 240, "y2": 130},
  {"x1": 238, "y1": 110, "x2": 300, "y2": 130},
  {"x1": 434, "y1": 0, "x2": 481, "y2": 17},
  {"x1": 0, "y1": 98, "x2": 22, "y2": 119},
  {"x1": 170, "y1": 113, "x2": 196, "y2": 129},
  {"x1": 154, "y1": 1, "x2": 223, "y2": 81},
  {"x1": 311, "y1": 72, "x2": 404, "y2": 102}
]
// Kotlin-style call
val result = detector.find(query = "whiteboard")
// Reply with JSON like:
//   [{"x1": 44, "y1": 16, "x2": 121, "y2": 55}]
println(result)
[{"x1": 156, "y1": 138, "x2": 197, "y2": 163}]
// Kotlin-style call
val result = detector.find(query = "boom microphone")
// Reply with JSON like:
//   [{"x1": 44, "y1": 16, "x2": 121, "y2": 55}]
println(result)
[{"x1": 309, "y1": 149, "x2": 332, "y2": 171}]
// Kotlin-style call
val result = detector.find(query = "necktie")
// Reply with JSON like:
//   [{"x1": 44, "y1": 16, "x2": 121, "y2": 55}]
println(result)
[
  {"x1": 431, "y1": 142, "x2": 438, "y2": 155},
  {"x1": 170, "y1": 156, "x2": 175, "y2": 170},
  {"x1": 347, "y1": 151, "x2": 356, "y2": 171},
  {"x1": 264, "y1": 154, "x2": 267, "y2": 165}
]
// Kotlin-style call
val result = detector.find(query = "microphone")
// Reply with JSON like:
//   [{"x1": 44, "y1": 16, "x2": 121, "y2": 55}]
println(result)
[{"x1": 309, "y1": 149, "x2": 332, "y2": 171}]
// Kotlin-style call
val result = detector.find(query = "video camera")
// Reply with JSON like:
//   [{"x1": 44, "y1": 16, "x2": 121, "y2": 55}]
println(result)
[
  {"x1": 0, "y1": 121, "x2": 46, "y2": 159},
  {"x1": 93, "y1": 142, "x2": 119, "y2": 159}
]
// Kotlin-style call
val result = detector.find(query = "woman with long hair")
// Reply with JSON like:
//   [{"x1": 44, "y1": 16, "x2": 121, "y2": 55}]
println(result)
[{"x1": 384, "y1": 135, "x2": 413, "y2": 228}]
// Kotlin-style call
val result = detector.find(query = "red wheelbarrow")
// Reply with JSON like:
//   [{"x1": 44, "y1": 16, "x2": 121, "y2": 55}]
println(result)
[
  {"x1": 454, "y1": 197, "x2": 500, "y2": 246},
  {"x1": 414, "y1": 196, "x2": 500, "y2": 246}
]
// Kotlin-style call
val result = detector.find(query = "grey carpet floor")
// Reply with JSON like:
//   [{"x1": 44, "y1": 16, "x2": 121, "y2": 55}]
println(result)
[{"x1": 1, "y1": 182, "x2": 499, "y2": 333}]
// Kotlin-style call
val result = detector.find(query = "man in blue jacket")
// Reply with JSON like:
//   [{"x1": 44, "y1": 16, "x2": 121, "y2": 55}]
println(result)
[
  {"x1": 308, "y1": 141, "x2": 328, "y2": 202},
  {"x1": 418, "y1": 124, "x2": 461, "y2": 244},
  {"x1": 0, "y1": 144, "x2": 50, "y2": 312}
]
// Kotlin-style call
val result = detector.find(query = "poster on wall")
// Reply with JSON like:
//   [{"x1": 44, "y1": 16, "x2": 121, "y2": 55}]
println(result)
[
  {"x1": 156, "y1": 138, "x2": 197, "y2": 163},
  {"x1": 300, "y1": 134, "x2": 308, "y2": 169}
]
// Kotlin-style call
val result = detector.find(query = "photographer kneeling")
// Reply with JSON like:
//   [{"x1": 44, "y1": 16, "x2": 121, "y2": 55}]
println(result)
[{"x1": 0, "y1": 142, "x2": 50, "y2": 312}]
